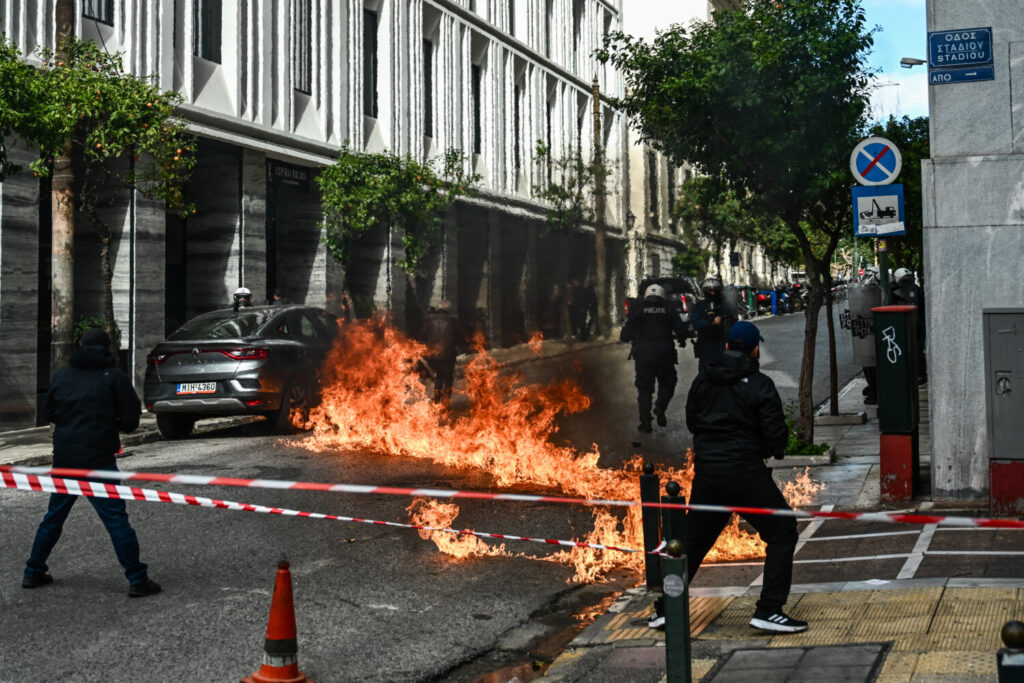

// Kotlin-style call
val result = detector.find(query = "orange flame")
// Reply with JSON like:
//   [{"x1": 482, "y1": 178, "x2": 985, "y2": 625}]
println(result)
[{"x1": 302, "y1": 318, "x2": 823, "y2": 582}]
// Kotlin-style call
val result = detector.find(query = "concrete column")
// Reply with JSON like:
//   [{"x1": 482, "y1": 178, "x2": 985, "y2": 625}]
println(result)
[
  {"x1": 241, "y1": 149, "x2": 267, "y2": 304},
  {"x1": 486, "y1": 210, "x2": 503, "y2": 344},
  {"x1": 0, "y1": 144, "x2": 41, "y2": 429},
  {"x1": 129, "y1": 191, "x2": 167, "y2": 389}
]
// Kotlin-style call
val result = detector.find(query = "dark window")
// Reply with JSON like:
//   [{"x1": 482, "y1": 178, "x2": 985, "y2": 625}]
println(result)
[
  {"x1": 508, "y1": 0, "x2": 515, "y2": 36},
  {"x1": 470, "y1": 0, "x2": 476, "y2": 11},
  {"x1": 647, "y1": 151, "x2": 658, "y2": 226},
  {"x1": 292, "y1": 0, "x2": 312, "y2": 94},
  {"x1": 545, "y1": 98, "x2": 553, "y2": 184},
  {"x1": 572, "y1": 0, "x2": 583, "y2": 71},
  {"x1": 545, "y1": 0, "x2": 553, "y2": 57},
  {"x1": 424, "y1": 40, "x2": 434, "y2": 138},
  {"x1": 83, "y1": 0, "x2": 114, "y2": 26},
  {"x1": 472, "y1": 64, "x2": 482, "y2": 155},
  {"x1": 576, "y1": 112, "x2": 584, "y2": 153},
  {"x1": 363, "y1": 10, "x2": 379, "y2": 118},
  {"x1": 667, "y1": 166, "x2": 677, "y2": 231},
  {"x1": 513, "y1": 84, "x2": 522, "y2": 185},
  {"x1": 194, "y1": 0, "x2": 222, "y2": 63}
]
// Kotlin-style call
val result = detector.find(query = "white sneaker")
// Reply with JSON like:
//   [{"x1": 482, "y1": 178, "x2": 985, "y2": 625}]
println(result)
[
  {"x1": 749, "y1": 610, "x2": 808, "y2": 633},
  {"x1": 647, "y1": 614, "x2": 665, "y2": 630}
]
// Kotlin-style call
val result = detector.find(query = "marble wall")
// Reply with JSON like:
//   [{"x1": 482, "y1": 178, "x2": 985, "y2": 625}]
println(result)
[
  {"x1": 0, "y1": 146, "x2": 40, "y2": 430},
  {"x1": 924, "y1": 0, "x2": 1024, "y2": 499}
]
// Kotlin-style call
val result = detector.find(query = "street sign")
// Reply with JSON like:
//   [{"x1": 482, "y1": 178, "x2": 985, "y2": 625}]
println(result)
[
  {"x1": 852, "y1": 185, "x2": 905, "y2": 238},
  {"x1": 850, "y1": 137, "x2": 902, "y2": 186},
  {"x1": 928, "y1": 27, "x2": 993, "y2": 69},
  {"x1": 930, "y1": 65, "x2": 995, "y2": 85}
]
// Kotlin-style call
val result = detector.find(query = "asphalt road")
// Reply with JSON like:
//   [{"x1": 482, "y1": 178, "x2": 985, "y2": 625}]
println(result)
[{"x1": 0, "y1": 308, "x2": 865, "y2": 682}]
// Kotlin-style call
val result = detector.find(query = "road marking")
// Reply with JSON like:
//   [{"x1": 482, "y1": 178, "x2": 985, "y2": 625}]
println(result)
[
  {"x1": 801, "y1": 530, "x2": 920, "y2": 542},
  {"x1": 897, "y1": 523, "x2": 938, "y2": 579}
]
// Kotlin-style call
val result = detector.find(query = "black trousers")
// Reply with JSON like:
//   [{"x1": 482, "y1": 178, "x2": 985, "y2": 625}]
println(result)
[
  {"x1": 686, "y1": 468, "x2": 798, "y2": 613},
  {"x1": 634, "y1": 352, "x2": 677, "y2": 424}
]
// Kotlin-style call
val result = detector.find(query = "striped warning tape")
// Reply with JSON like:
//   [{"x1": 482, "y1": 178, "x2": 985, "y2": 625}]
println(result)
[
  {"x1": 0, "y1": 471, "x2": 641, "y2": 555},
  {"x1": 3, "y1": 465, "x2": 1023, "y2": 529}
]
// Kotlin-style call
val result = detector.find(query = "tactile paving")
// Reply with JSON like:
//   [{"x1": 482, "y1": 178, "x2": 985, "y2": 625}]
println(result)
[{"x1": 912, "y1": 650, "x2": 996, "y2": 676}]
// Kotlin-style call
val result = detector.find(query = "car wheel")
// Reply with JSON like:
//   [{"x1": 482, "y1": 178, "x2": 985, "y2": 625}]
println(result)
[
  {"x1": 270, "y1": 382, "x2": 308, "y2": 435},
  {"x1": 156, "y1": 413, "x2": 196, "y2": 440}
]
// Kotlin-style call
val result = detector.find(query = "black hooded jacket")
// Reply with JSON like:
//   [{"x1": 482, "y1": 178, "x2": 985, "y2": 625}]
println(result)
[
  {"x1": 44, "y1": 345, "x2": 141, "y2": 469},
  {"x1": 685, "y1": 350, "x2": 788, "y2": 476}
]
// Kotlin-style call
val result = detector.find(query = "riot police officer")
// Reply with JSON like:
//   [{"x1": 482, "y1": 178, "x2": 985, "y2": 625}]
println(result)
[
  {"x1": 892, "y1": 268, "x2": 927, "y2": 384},
  {"x1": 620, "y1": 284, "x2": 688, "y2": 432},
  {"x1": 691, "y1": 276, "x2": 738, "y2": 372},
  {"x1": 232, "y1": 287, "x2": 253, "y2": 312}
]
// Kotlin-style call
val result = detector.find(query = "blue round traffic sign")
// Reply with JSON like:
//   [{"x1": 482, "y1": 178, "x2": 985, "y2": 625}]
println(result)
[{"x1": 850, "y1": 137, "x2": 902, "y2": 186}]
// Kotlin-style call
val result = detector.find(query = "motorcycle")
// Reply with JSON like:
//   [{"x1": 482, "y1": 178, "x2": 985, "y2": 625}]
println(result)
[{"x1": 755, "y1": 291, "x2": 773, "y2": 317}]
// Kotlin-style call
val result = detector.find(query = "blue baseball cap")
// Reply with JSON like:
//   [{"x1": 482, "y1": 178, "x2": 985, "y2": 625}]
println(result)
[{"x1": 726, "y1": 321, "x2": 764, "y2": 351}]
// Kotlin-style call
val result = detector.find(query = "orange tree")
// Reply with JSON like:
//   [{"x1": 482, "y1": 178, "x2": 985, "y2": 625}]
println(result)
[
  {"x1": 17, "y1": 38, "x2": 196, "y2": 353},
  {"x1": 599, "y1": 0, "x2": 873, "y2": 442}
]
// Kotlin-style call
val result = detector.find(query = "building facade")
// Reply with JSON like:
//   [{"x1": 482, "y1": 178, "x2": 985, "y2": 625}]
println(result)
[
  {"x1": 923, "y1": 0, "x2": 1024, "y2": 500},
  {"x1": 0, "y1": 0, "x2": 630, "y2": 430}
]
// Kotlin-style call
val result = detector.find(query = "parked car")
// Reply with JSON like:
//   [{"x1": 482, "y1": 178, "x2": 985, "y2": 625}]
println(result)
[
  {"x1": 143, "y1": 304, "x2": 339, "y2": 439},
  {"x1": 623, "y1": 276, "x2": 701, "y2": 338}
]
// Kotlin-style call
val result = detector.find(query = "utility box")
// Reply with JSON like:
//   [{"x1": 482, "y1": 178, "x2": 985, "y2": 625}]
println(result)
[
  {"x1": 984, "y1": 309, "x2": 1024, "y2": 516},
  {"x1": 873, "y1": 306, "x2": 920, "y2": 434}
]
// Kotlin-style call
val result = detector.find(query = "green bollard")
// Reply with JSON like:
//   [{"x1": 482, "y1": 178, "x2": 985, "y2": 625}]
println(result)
[
  {"x1": 639, "y1": 461, "x2": 662, "y2": 590},
  {"x1": 663, "y1": 538, "x2": 692, "y2": 683},
  {"x1": 661, "y1": 481, "x2": 686, "y2": 554}
]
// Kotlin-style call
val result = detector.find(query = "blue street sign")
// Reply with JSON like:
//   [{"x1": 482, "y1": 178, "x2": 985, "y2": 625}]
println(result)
[
  {"x1": 930, "y1": 65, "x2": 995, "y2": 85},
  {"x1": 852, "y1": 185, "x2": 906, "y2": 238},
  {"x1": 928, "y1": 27, "x2": 993, "y2": 68}
]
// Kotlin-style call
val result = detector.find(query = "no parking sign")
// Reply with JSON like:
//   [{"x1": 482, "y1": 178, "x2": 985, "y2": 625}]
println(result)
[{"x1": 850, "y1": 137, "x2": 902, "y2": 186}]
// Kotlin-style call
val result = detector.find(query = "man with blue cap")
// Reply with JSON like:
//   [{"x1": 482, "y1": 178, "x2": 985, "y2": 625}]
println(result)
[{"x1": 683, "y1": 320, "x2": 807, "y2": 633}]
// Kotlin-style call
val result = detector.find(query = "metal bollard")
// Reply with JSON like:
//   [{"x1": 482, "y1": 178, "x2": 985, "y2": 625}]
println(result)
[
  {"x1": 998, "y1": 620, "x2": 1024, "y2": 682},
  {"x1": 663, "y1": 538, "x2": 692, "y2": 683},
  {"x1": 661, "y1": 481, "x2": 686, "y2": 550},
  {"x1": 639, "y1": 461, "x2": 662, "y2": 590}
]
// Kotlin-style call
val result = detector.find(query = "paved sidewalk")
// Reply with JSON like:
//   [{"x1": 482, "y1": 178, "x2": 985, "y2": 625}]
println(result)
[{"x1": 542, "y1": 378, "x2": 1022, "y2": 682}]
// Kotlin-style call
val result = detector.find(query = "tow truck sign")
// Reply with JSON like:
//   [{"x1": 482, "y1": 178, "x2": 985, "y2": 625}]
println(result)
[{"x1": 852, "y1": 185, "x2": 905, "y2": 238}]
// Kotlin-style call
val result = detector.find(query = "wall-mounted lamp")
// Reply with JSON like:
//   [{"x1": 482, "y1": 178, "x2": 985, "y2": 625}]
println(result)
[{"x1": 900, "y1": 57, "x2": 926, "y2": 69}]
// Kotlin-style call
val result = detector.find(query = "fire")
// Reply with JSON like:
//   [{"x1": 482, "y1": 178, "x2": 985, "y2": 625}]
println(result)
[{"x1": 302, "y1": 318, "x2": 823, "y2": 582}]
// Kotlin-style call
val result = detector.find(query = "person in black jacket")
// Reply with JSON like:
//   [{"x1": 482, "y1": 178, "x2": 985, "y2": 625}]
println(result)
[
  {"x1": 683, "y1": 321, "x2": 807, "y2": 633},
  {"x1": 691, "y1": 276, "x2": 738, "y2": 372},
  {"x1": 620, "y1": 284, "x2": 689, "y2": 433},
  {"x1": 23, "y1": 329, "x2": 161, "y2": 597}
]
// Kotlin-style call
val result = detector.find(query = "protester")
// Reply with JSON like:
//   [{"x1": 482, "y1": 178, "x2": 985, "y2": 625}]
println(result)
[
  {"x1": 682, "y1": 321, "x2": 806, "y2": 633},
  {"x1": 23, "y1": 328, "x2": 161, "y2": 597}
]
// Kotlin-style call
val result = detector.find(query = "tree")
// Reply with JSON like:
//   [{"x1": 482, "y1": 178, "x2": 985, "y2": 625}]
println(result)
[
  {"x1": 0, "y1": 37, "x2": 43, "y2": 180},
  {"x1": 532, "y1": 142, "x2": 609, "y2": 340},
  {"x1": 599, "y1": 0, "x2": 873, "y2": 441},
  {"x1": 317, "y1": 146, "x2": 478, "y2": 315},
  {"x1": 20, "y1": 38, "x2": 196, "y2": 359},
  {"x1": 868, "y1": 115, "x2": 928, "y2": 276}
]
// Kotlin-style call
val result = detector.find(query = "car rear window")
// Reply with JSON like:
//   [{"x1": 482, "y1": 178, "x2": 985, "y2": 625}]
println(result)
[{"x1": 167, "y1": 312, "x2": 270, "y2": 340}]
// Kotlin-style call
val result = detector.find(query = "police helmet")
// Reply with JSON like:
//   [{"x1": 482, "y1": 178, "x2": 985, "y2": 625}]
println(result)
[
  {"x1": 894, "y1": 268, "x2": 914, "y2": 286},
  {"x1": 644, "y1": 284, "x2": 667, "y2": 301},
  {"x1": 233, "y1": 287, "x2": 253, "y2": 307},
  {"x1": 701, "y1": 276, "x2": 723, "y2": 298}
]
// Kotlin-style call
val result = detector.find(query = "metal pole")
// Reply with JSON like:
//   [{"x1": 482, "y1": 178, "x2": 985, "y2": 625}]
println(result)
[
  {"x1": 660, "y1": 481, "x2": 686, "y2": 551},
  {"x1": 639, "y1": 461, "x2": 662, "y2": 590},
  {"x1": 878, "y1": 239, "x2": 891, "y2": 305},
  {"x1": 663, "y1": 538, "x2": 692, "y2": 683}
]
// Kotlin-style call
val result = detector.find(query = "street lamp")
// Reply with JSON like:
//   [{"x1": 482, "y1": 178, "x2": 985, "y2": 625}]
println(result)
[{"x1": 900, "y1": 57, "x2": 926, "y2": 69}]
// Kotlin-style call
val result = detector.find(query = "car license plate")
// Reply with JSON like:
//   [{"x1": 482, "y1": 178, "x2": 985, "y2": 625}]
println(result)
[{"x1": 176, "y1": 382, "x2": 217, "y2": 395}]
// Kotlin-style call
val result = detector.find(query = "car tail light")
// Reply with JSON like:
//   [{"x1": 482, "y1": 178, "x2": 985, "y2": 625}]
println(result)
[
  {"x1": 245, "y1": 399, "x2": 264, "y2": 406},
  {"x1": 146, "y1": 352, "x2": 169, "y2": 365},
  {"x1": 680, "y1": 295, "x2": 689, "y2": 313},
  {"x1": 219, "y1": 347, "x2": 269, "y2": 361}
]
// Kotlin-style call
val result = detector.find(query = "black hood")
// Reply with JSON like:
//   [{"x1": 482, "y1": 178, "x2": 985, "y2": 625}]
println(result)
[
  {"x1": 704, "y1": 349, "x2": 758, "y2": 385},
  {"x1": 70, "y1": 345, "x2": 115, "y2": 370}
]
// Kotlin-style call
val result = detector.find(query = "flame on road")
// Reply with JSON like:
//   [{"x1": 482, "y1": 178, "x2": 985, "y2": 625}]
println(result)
[{"x1": 302, "y1": 318, "x2": 823, "y2": 582}]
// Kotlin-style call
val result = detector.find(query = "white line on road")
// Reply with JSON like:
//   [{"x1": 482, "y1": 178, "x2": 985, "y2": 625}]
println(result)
[{"x1": 897, "y1": 523, "x2": 937, "y2": 579}]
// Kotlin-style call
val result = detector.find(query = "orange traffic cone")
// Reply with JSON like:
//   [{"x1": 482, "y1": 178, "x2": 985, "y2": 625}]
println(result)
[{"x1": 243, "y1": 559, "x2": 313, "y2": 683}]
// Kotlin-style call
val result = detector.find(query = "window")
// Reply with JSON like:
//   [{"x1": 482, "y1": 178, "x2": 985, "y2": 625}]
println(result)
[
  {"x1": 424, "y1": 40, "x2": 434, "y2": 138},
  {"x1": 513, "y1": 84, "x2": 522, "y2": 185},
  {"x1": 363, "y1": 10, "x2": 379, "y2": 118},
  {"x1": 545, "y1": 0, "x2": 554, "y2": 57},
  {"x1": 508, "y1": 0, "x2": 515, "y2": 36},
  {"x1": 667, "y1": 166, "x2": 677, "y2": 231},
  {"x1": 292, "y1": 0, "x2": 312, "y2": 94},
  {"x1": 194, "y1": 0, "x2": 222, "y2": 63},
  {"x1": 647, "y1": 151, "x2": 658, "y2": 226},
  {"x1": 83, "y1": 0, "x2": 114, "y2": 26},
  {"x1": 472, "y1": 64, "x2": 482, "y2": 155}
]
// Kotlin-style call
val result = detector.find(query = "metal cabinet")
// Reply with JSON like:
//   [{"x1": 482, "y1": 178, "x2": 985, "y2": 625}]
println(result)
[{"x1": 985, "y1": 309, "x2": 1024, "y2": 462}]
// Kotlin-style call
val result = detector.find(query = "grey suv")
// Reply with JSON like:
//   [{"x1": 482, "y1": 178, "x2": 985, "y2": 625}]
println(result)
[{"x1": 143, "y1": 305, "x2": 338, "y2": 439}]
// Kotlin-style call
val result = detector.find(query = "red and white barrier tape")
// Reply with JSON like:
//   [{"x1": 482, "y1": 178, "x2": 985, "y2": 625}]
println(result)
[
  {"x1": 3, "y1": 465, "x2": 1023, "y2": 529},
  {"x1": 0, "y1": 472, "x2": 641, "y2": 556}
]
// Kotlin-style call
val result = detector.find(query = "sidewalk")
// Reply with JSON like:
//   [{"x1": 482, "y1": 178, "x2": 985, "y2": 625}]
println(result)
[
  {"x1": 0, "y1": 336, "x2": 617, "y2": 468},
  {"x1": 542, "y1": 380, "x2": 1020, "y2": 682}
]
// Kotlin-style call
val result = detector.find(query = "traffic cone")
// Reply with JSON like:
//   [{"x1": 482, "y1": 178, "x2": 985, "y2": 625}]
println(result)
[{"x1": 242, "y1": 559, "x2": 313, "y2": 683}]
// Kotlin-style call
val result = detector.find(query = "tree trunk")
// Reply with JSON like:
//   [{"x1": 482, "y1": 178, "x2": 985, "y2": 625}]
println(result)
[
  {"x1": 824, "y1": 270, "x2": 839, "y2": 416},
  {"x1": 796, "y1": 255, "x2": 823, "y2": 445},
  {"x1": 50, "y1": 0, "x2": 76, "y2": 372}
]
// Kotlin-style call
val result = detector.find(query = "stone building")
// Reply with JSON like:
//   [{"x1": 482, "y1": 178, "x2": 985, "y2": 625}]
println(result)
[
  {"x1": 923, "y1": 0, "x2": 1024, "y2": 501},
  {"x1": 0, "y1": 0, "x2": 630, "y2": 430}
]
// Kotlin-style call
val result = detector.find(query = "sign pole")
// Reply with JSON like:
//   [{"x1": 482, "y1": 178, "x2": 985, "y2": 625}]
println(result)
[{"x1": 878, "y1": 239, "x2": 891, "y2": 305}]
